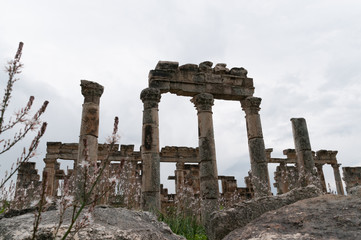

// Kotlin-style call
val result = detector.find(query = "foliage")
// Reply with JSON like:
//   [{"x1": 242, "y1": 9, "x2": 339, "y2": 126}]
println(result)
[
  {"x1": 0, "y1": 42, "x2": 48, "y2": 209},
  {"x1": 158, "y1": 207, "x2": 208, "y2": 240}
]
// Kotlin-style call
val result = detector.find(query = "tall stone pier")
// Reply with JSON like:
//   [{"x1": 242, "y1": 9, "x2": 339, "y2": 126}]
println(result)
[
  {"x1": 331, "y1": 163, "x2": 344, "y2": 195},
  {"x1": 75, "y1": 80, "x2": 104, "y2": 200},
  {"x1": 291, "y1": 118, "x2": 319, "y2": 187},
  {"x1": 140, "y1": 87, "x2": 161, "y2": 211},
  {"x1": 191, "y1": 93, "x2": 219, "y2": 225},
  {"x1": 241, "y1": 97, "x2": 271, "y2": 197}
]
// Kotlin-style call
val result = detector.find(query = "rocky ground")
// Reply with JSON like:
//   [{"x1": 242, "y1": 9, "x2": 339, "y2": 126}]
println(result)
[
  {"x1": 221, "y1": 186, "x2": 361, "y2": 240},
  {"x1": 0, "y1": 206, "x2": 185, "y2": 240},
  {"x1": 1, "y1": 186, "x2": 360, "y2": 240}
]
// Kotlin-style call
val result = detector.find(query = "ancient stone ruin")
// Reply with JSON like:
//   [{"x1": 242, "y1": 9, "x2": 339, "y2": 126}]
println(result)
[{"x1": 13, "y1": 61, "x2": 359, "y2": 227}]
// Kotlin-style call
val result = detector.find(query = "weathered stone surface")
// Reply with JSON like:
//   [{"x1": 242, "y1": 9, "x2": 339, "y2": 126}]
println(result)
[
  {"x1": 207, "y1": 185, "x2": 322, "y2": 240},
  {"x1": 342, "y1": 166, "x2": 361, "y2": 194},
  {"x1": 214, "y1": 63, "x2": 229, "y2": 74},
  {"x1": 141, "y1": 87, "x2": 161, "y2": 211},
  {"x1": 291, "y1": 118, "x2": 311, "y2": 151},
  {"x1": 223, "y1": 193, "x2": 361, "y2": 240},
  {"x1": 155, "y1": 61, "x2": 179, "y2": 71},
  {"x1": 229, "y1": 67, "x2": 247, "y2": 77},
  {"x1": 160, "y1": 146, "x2": 199, "y2": 163},
  {"x1": 80, "y1": 80, "x2": 104, "y2": 104},
  {"x1": 0, "y1": 206, "x2": 185, "y2": 240},
  {"x1": 149, "y1": 61, "x2": 254, "y2": 100}
]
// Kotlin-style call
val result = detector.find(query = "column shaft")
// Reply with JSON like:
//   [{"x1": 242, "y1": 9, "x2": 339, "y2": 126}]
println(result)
[
  {"x1": 191, "y1": 93, "x2": 219, "y2": 226},
  {"x1": 75, "y1": 80, "x2": 104, "y2": 202},
  {"x1": 241, "y1": 97, "x2": 271, "y2": 197},
  {"x1": 43, "y1": 158, "x2": 57, "y2": 197},
  {"x1": 291, "y1": 118, "x2": 319, "y2": 187},
  {"x1": 332, "y1": 164, "x2": 345, "y2": 195},
  {"x1": 316, "y1": 164, "x2": 327, "y2": 192},
  {"x1": 140, "y1": 88, "x2": 161, "y2": 211}
]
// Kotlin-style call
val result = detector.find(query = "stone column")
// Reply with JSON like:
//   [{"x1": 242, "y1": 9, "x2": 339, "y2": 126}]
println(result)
[
  {"x1": 75, "y1": 80, "x2": 104, "y2": 200},
  {"x1": 140, "y1": 88, "x2": 161, "y2": 211},
  {"x1": 279, "y1": 162, "x2": 289, "y2": 194},
  {"x1": 43, "y1": 158, "x2": 57, "y2": 197},
  {"x1": 175, "y1": 162, "x2": 185, "y2": 195},
  {"x1": 191, "y1": 93, "x2": 219, "y2": 225},
  {"x1": 332, "y1": 164, "x2": 345, "y2": 195},
  {"x1": 77, "y1": 80, "x2": 104, "y2": 166},
  {"x1": 315, "y1": 163, "x2": 327, "y2": 192},
  {"x1": 290, "y1": 118, "x2": 319, "y2": 187},
  {"x1": 241, "y1": 97, "x2": 271, "y2": 197}
]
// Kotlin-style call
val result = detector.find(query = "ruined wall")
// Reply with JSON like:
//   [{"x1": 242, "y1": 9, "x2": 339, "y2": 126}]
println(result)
[{"x1": 342, "y1": 167, "x2": 361, "y2": 194}]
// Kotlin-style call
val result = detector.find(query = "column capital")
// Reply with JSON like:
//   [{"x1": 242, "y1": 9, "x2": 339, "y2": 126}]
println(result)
[
  {"x1": 315, "y1": 163, "x2": 324, "y2": 168},
  {"x1": 241, "y1": 97, "x2": 262, "y2": 115},
  {"x1": 331, "y1": 163, "x2": 341, "y2": 169},
  {"x1": 140, "y1": 88, "x2": 161, "y2": 108},
  {"x1": 191, "y1": 93, "x2": 214, "y2": 112},
  {"x1": 44, "y1": 158, "x2": 57, "y2": 165},
  {"x1": 80, "y1": 80, "x2": 104, "y2": 104}
]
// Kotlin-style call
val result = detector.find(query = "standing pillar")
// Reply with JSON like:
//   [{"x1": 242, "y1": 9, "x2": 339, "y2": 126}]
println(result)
[
  {"x1": 77, "y1": 80, "x2": 104, "y2": 165},
  {"x1": 140, "y1": 88, "x2": 161, "y2": 211},
  {"x1": 43, "y1": 158, "x2": 57, "y2": 197},
  {"x1": 331, "y1": 164, "x2": 345, "y2": 195},
  {"x1": 291, "y1": 118, "x2": 319, "y2": 187},
  {"x1": 279, "y1": 162, "x2": 289, "y2": 194},
  {"x1": 75, "y1": 80, "x2": 104, "y2": 200},
  {"x1": 315, "y1": 163, "x2": 327, "y2": 192},
  {"x1": 241, "y1": 97, "x2": 271, "y2": 197},
  {"x1": 175, "y1": 162, "x2": 185, "y2": 195},
  {"x1": 191, "y1": 93, "x2": 219, "y2": 225}
]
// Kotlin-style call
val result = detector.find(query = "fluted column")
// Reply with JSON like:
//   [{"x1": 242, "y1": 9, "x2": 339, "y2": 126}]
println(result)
[
  {"x1": 241, "y1": 97, "x2": 271, "y2": 197},
  {"x1": 75, "y1": 80, "x2": 104, "y2": 201},
  {"x1": 332, "y1": 163, "x2": 345, "y2": 195},
  {"x1": 191, "y1": 93, "x2": 219, "y2": 225},
  {"x1": 291, "y1": 118, "x2": 319, "y2": 187},
  {"x1": 140, "y1": 88, "x2": 161, "y2": 211}
]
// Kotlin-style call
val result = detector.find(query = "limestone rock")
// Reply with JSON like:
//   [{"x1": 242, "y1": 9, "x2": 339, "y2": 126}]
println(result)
[
  {"x1": 0, "y1": 206, "x2": 185, "y2": 240},
  {"x1": 207, "y1": 185, "x2": 322, "y2": 240},
  {"x1": 223, "y1": 193, "x2": 361, "y2": 240}
]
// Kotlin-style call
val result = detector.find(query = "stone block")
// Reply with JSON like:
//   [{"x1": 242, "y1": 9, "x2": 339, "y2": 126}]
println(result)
[
  {"x1": 229, "y1": 67, "x2": 248, "y2": 77},
  {"x1": 199, "y1": 61, "x2": 213, "y2": 72},
  {"x1": 155, "y1": 61, "x2": 179, "y2": 71}
]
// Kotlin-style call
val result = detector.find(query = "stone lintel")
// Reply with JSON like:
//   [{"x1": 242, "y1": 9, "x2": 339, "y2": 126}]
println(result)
[
  {"x1": 315, "y1": 150, "x2": 338, "y2": 162},
  {"x1": 283, "y1": 149, "x2": 297, "y2": 160},
  {"x1": 149, "y1": 61, "x2": 254, "y2": 100},
  {"x1": 45, "y1": 142, "x2": 140, "y2": 162},
  {"x1": 160, "y1": 146, "x2": 199, "y2": 163},
  {"x1": 80, "y1": 80, "x2": 104, "y2": 104},
  {"x1": 268, "y1": 158, "x2": 292, "y2": 164}
]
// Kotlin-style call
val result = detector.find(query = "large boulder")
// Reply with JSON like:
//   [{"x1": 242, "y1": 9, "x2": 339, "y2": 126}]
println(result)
[
  {"x1": 223, "y1": 192, "x2": 361, "y2": 240},
  {"x1": 0, "y1": 206, "x2": 186, "y2": 240},
  {"x1": 208, "y1": 185, "x2": 322, "y2": 240}
]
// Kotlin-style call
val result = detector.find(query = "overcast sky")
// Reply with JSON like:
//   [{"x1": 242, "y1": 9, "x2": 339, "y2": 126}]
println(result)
[{"x1": 1, "y1": 0, "x2": 361, "y2": 194}]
